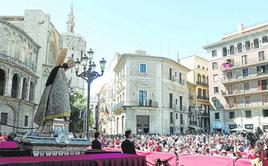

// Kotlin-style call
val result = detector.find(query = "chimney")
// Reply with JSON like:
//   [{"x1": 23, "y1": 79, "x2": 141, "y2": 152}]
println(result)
[
  {"x1": 135, "y1": 50, "x2": 146, "y2": 56},
  {"x1": 238, "y1": 23, "x2": 244, "y2": 33}
]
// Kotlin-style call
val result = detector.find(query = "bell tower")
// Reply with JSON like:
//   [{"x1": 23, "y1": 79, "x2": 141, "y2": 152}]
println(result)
[{"x1": 67, "y1": 5, "x2": 75, "y2": 33}]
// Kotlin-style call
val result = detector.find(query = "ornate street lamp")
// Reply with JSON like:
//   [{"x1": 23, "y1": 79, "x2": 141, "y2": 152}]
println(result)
[{"x1": 75, "y1": 48, "x2": 106, "y2": 138}]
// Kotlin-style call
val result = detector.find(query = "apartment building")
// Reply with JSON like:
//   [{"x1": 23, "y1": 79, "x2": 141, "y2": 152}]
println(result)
[
  {"x1": 99, "y1": 51, "x2": 190, "y2": 135},
  {"x1": 204, "y1": 23, "x2": 268, "y2": 132},
  {"x1": 180, "y1": 55, "x2": 210, "y2": 132}
]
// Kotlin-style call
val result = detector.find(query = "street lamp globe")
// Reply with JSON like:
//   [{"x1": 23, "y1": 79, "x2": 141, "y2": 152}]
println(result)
[
  {"x1": 75, "y1": 58, "x2": 81, "y2": 70},
  {"x1": 81, "y1": 54, "x2": 89, "y2": 67},
  {"x1": 91, "y1": 62, "x2": 96, "y2": 71},
  {"x1": 87, "y1": 48, "x2": 94, "y2": 60},
  {"x1": 100, "y1": 58, "x2": 107, "y2": 70}
]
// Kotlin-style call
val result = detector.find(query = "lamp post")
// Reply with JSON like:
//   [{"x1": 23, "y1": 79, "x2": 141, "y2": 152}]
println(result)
[{"x1": 75, "y1": 49, "x2": 106, "y2": 138}]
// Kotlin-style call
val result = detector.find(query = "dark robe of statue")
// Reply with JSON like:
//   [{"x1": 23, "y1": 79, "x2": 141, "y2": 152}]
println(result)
[{"x1": 34, "y1": 63, "x2": 71, "y2": 126}]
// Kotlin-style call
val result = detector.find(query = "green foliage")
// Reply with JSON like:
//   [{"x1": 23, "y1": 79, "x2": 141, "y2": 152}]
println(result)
[
  {"x1": 89, "y1": 111, "x2": 94, "y2": 128},
  {"x1": 69, "y1": 91, "x2": 86, "y2": 133}
]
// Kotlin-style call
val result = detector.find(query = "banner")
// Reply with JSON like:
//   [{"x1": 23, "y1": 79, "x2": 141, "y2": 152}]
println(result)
[
  {"x1": 178, "y1": 155, "x2": 234, "y2": 166},
  {"x1": 0, "y1": 141, "x2": 17, "y2": 149},
  {"x1": 103, "y1": 147, "x2": 177, "y2": 166},
  {"x1": 235, "y1": 159, "x2": 251, "y2": 166},
  {"x1": 137, "y1": 151, "x2": 177, "y2": 166}
]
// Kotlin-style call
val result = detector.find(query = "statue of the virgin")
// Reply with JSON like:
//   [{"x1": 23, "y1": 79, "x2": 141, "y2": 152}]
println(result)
[{"x1": 34, "y1": 48, "x2": 75, "y2": 134}]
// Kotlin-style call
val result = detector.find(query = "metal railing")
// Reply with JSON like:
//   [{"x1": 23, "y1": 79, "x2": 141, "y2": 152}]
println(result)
[
  {"x1": 197, "y1": 95, "x2": 209, "y2": 100},
  {"x1": 111, "y1": 100, "x2": 158, "y2": 112},
  {"x1": 221, "y1": 56, "x2": 268, "y2": 71},
  {"x1": 196, "y1": 81, "x2": 208, "y2": 86},
  {"x1": 0, "y1": 53, "x2": 37, "y2": 72}
]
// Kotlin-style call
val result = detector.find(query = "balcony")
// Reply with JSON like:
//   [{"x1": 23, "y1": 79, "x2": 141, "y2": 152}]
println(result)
[
  {"x1": 0, "y1": 53, "x2": 37, "y2": 72},
  {"x1": 196, "y1": 81, "x2": 208, "y2": 87},
  {"x1": 173, "y1": 105, "x2": 187, "y2": 112},
  {"x1": 222, "y1": 73, "x2": 268, "y2": 84},
  {"x1": 223, "y1": 87, "x2": 268, "y2": 97},
  {"x1": 200, "y1": 112, "x2": 210, "y2": 117},
  {"x1": 111, "y1": 100, "x2": 158, "y2": 112},
  {"x1": 225, "y1": 102, "x2": 268, "y2": 110},
  {"x1": 221, "y1": 55, "x2": 268, "y2": 72},
  {"x1": 190, "y1": 121, "x2": 198, "y2": 126},
  {"x1": 197, "y1": 95, "x2": 209, "y2": 100}
]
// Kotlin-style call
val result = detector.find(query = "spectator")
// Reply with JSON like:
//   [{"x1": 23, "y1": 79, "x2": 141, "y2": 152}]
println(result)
[
  {"x1": 121, "y1": 130, "x2": 136, "y2": 154},
  {"x1": 91, "y1": 132, "x2": 102, "y2": 150},
  {"x1": 0, "y1": 133, "x2": 5, "y2": 142}
]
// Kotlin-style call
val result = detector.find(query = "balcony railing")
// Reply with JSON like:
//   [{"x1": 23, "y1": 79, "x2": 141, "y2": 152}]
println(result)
[
  {"x1": 111, "y1": 100, "x2": 158, "y2": 112},
  {"x1": 197, "y1": 95, "x2": 209, "y2": 100},
  {"x1": 190, "y1": 121, "x2": 197, "y2": 125},
  {"x1": 173, "y1": 105, "x2": 187, "y2": 111},
  {"x1": 221, "y1": 56, "x2": 268, "y2": 72},
  {"x1": 0, "y1": 53, "x2": 37, "y2": 72},
  {"x1": 196, "y1": 81, "x2": 208, "y2": 86},
  {"x1": 200, "y1": 112, "x2": 210, "y2": 117},
  {"x1": 222, "y1": 72, "x2": 268, "y2": 83}
]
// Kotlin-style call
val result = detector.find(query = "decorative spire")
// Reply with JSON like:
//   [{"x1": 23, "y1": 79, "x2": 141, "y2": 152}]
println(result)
[{"x1": 67, "y1": 5, "x2": 75, "y2": 33}]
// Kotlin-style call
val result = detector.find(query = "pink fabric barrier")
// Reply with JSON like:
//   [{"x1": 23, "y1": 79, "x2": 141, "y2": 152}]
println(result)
[
  {"x1": 103, "y1": 147, "x2": 122, "y2": 152},
  {"x1": 264, "y1": 160, "x2": 268, "y2": 166},
  {"x1": 235, "y1": 159, "x2": 251, "y2": 166},
  {"x1": 0, "y1": 141, "x2": 17, "y2": 149},
  {"x1": 178, "y1": 155, "x2": 234, "y2": 166},
  {"x1": 103, "y1": 147, "x2": 177, "y2": 166},
  {"x1": 136, "y1": 151, "x2": 176, "y2": 166}
]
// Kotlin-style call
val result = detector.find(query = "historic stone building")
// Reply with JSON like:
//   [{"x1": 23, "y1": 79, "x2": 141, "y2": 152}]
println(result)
[
  {"x1": 204, "y1": 23, "x2": 268, "y2": 132},
  {"x1": 0, "y1": 18, "x2": 40, "y2": 133},
  {"x1": 60, "y1": 6, "x2": 86, "y2": 92},
  {"x1": 99, "y1": 51, "x2": 190, "y2": 135},
  {"x1": 0, "y1": 9, "x2": 86, "y2": 134},
  {"x1": 180, "y1": 55, "x2": 210, "y2": 132}
]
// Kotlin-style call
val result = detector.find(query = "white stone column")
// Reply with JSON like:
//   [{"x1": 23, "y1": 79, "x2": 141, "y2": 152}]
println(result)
[
  {"x1": 26, "y1": 78, "x2": 30, "y2": 101},
  {"x1": 18, "y1": 75, "x2": 23, "y2": 99},
  {"x1": 6, "y1": 69, "x2": 13, "y2": 96}
]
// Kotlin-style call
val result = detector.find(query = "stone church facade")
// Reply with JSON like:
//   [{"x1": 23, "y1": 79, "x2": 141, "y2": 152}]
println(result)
[{"x1": 0, "y1": 9, "x2": 86, "y2": 134}]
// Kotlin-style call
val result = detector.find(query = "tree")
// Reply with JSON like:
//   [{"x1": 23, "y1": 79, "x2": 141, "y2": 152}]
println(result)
[
  {"x1": 69, "y1": 91, "x2": 86, "y2": 134},
  {"x1": 89, "y1": 111, "x2": 94, "y2": 128}
]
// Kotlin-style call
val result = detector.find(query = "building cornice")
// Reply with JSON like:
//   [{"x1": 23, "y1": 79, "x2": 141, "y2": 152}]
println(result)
[
  {"x1": 0, "y1": 96, "x2": 37, "y2": 107},
  {"x1": 0, "y1": 53, "x2": 39, "y2": 79},
  {"x1": 114, "y1": 53, "x2": 191, "y2": 72},
  {"x1": 0, "y1": 18, "x2": 41, "y2": 48},
  {"x1": 203, "y1": 22, "x2": 268, "y2": 49}
]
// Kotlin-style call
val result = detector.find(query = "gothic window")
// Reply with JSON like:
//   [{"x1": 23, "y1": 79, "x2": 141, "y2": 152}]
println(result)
[
  {"x1": 0, "y1": 27, "x2": 10, "y2": 55},
  {"x1": 0, "y1": 69, "x2": 5, "y2": 96},
  {"x1": 14, "y1": 37, "x2": 22, "y2": 60},
  {"x1": 25, "y1": 43, "x2": 32, "y2": 66},
  {"x1": 29, "y1": 81, "x2": 35, "y2": 102},
  {"x1": 11, "y1": 74, "x2": 19, "y2": 98},
  {"x1": 22, "y1": 78, "x2": 28, "y2": 100}
]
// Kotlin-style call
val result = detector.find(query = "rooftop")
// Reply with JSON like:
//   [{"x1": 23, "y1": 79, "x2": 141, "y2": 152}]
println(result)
[
  {"x1": 114, "y1": 51, "x2": 191, "y2": 72},
  {"x1": 203, "y1": 22, "x2": 268, "y2": 49}
]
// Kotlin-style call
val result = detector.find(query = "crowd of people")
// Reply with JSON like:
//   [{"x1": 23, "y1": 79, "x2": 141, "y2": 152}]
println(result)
[
  {"x1": 90, "y1": 130, "x2": 268, "y2": 165},
  {"x1": 0, "y1": 132, "x2": 14, "y2": 142}
]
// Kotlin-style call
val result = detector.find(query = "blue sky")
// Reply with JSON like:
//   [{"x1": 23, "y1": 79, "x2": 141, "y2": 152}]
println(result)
[{"x1": 1, "y1": 0, "x2": 268, "y2": 95}]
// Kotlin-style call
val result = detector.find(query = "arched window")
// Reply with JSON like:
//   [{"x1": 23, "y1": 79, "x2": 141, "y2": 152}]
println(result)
[
  {"x1": 197, "y1": 74, "x2": 201, "y2": 82},
  {"x1": 0, "y1": 28, "x2": 10, "y2": 55},
  {"x1": 11, "y1": 74, "x2": 19, "y2": 98},
  {"x1": 0, "y1": 69, "x2": 5, "y2": 96},
  {"x1": 202, "y1": 75, "x2": 206, "y2": 83},
  {"x1": 14, "y1": 37, "x2": 22, "y2": 60},
  {"x1": 22, "y1": 78, "x2": 28, "y2": 100},
  {"x1": 29, "y1": 81, "x2": 35, "y2": 102}
]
